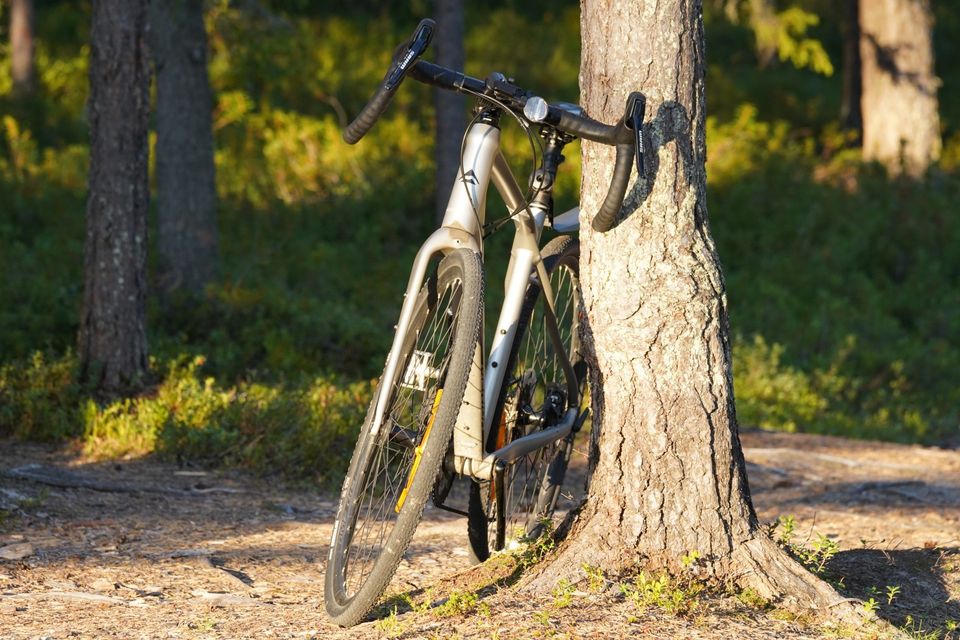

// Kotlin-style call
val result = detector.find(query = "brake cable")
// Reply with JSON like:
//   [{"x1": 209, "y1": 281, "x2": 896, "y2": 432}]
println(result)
[{"x1": 453, "y1": 84, "x2": 546, "y2": 239}]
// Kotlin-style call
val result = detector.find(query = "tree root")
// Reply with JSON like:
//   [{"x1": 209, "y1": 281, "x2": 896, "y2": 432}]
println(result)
[
  {"x1": 730, "y1": 535, "x2": 869, "y2": 627},
  {"x1": 520, "y1": 511, "x2": 879, "y2": 631}
]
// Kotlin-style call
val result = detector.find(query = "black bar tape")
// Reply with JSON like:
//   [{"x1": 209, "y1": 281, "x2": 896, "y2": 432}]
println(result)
[
  {"x1": 591, "y1": 141, "x2": 634, "y2": 232},
  {"x1": 342, "y1": 82, "x2": 401, "y2": 145},
  {"x1": 408, "y1": 60, "x2": 486, "y2": 94},
  {"x1": 555, "y1": 110, "x2": 620, "y2": 145},
  {"x1": 342, "y1": 19, "x2": 435, "y2": 145}
]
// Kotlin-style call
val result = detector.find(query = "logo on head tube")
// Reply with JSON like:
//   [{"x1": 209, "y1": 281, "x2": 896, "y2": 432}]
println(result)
[{"x1": 459, "y1": 170, "x2": 479, "y2": 185}]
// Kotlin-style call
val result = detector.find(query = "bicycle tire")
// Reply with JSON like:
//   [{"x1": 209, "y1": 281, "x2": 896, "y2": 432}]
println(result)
[
  {"x1": 325, "y1": 249, "x2": 483, "y2": 627},
  {"x1": 467, "y1": 236, "x2": 585, "y2": 562}
]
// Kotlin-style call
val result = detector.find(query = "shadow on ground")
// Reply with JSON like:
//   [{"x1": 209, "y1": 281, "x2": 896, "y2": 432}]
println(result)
[{"x1": 827, "y1": 547, "x2": 960, "y2": 636}]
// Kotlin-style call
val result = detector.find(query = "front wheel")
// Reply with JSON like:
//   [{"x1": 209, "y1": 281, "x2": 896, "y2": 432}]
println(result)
[
  {"x1": 467, "y1": 236, "x2": 585, "y2": 562},
  {"x1": 325, "y1": 249, "x2": 483, "y2": 627}
]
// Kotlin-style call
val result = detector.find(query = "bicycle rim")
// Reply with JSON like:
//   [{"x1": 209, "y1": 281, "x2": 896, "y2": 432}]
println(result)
[{"x1": 326, "y1": 250, "x2": 482, "y2": 625}]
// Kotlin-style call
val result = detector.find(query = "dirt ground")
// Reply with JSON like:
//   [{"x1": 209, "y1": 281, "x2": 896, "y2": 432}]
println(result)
[{"x1": 1, "y1": 429, "x2": 958, "y2": 640}]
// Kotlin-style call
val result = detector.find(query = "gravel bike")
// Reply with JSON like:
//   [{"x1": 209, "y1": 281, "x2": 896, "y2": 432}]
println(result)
[{"x1": 324, "y1": 19, "x2": 646, "y2": 627}]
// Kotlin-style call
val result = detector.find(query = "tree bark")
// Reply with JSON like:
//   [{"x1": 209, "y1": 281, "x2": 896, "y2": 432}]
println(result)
[
  {"x1": 525, "y1": 0, "x2": 862, "y2": 620},
  {"x1": 433, "y1": 0, "x2": 466, "y2": 225},
  {"x1": 10, "y1": 0, "x2": 35, "y2": 95},
  {"x1": 149, "y1": 0, "x2": 218, "y2": 296},
  {"x1": 840, "y1": 0, "x2": 862, "y2": 133},
  {"x1": 859, "y1": 0, "x2": 940, "y2": 177},
  {"x1": 79, "y1": 0, "x2": 150, "y2": 395}
]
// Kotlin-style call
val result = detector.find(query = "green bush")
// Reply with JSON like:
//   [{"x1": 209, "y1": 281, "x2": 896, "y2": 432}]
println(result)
[
  {"x1": 712, "y1": 108, "x2": 960, "y2": 443},
  {"x1": 81, "y1": 356, "x2": 373, "y2": 484},
  {"x1": 0, "y1": 352, "x2": 81, "y2": 441},
  {"x1": 733, "y1": 335, "x2": 827, "y2": 433},
  {"x1": 0, "y1": 350, "x2": 370, "y2": 484}
]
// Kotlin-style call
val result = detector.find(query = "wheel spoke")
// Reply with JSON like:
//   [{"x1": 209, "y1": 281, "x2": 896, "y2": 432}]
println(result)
[
  {"x1": 335, "y1": 273, "x2": 466, "y2": 599},
  {"x1": 488, "y1": 251, "x2": 584, "y2": 552}
]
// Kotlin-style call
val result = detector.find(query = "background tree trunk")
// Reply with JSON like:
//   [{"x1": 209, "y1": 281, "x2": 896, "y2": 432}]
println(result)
[
  {"x1": 747, "y1": 0, "x2": 777, "y2": 68},
  {"x1": 10, "y1": 0, "x2": 35, "y2": 95},
  {"x1": 859, "y1": 0, "x2": 940, "y2": 177},
  {"x1": 79, "y1": 0, "x2": 150, "y2": 395},
  {"x1": 149, "y1": 0, "x2": 218, "y2": 296},
  {"x1": 841, "y1": 0, "x2": 862, "y2": 133},
  {"x1": 526, "y1": 0, "x2": 859, "y2": 618},
  {"x1": 433, "y1": 0, "x2": 465, "y2": 225}
]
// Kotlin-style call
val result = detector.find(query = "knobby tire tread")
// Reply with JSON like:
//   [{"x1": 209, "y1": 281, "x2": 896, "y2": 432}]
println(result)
[{"x1": 325, "y1": 249, "x2": 483, "y2": 627}]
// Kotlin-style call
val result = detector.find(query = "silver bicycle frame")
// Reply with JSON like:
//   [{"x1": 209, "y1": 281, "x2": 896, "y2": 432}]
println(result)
[{"x1": 371, "y1": 118, "x2": 581, "y2": 481}]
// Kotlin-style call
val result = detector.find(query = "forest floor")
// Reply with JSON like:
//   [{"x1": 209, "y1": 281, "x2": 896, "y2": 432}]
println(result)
[{"x1": 1, "y1": 429, "x2": 958, "y2": 640}]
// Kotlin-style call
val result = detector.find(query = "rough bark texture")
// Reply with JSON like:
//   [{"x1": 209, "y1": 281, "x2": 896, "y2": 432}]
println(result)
[
  {"x1": 859, "y1": 0, "x2": 940, "y2": 177},
  {"x1": 10, "y1": 0, "x2": 35, "y2": 95},
  {"x1": 433, "y1": 0, "x2": 466, "y2": 225},
  {"x1": 149, "y1": 0, "x2": 218, "y2": 296},
  {"x1": 79, "y1": 0, "x2": 150, "y2": 394},
  {"x1": 841, "y1": 0, "x2": 862, "y2": 132},
  {"x1": 527, "y1": 0, "x2": 862, "y2": 621}
]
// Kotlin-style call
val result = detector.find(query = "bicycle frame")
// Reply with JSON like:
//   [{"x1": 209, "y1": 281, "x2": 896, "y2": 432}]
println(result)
[{"x1": 370, "y1": 115, "x2": 581, "y2": 482}]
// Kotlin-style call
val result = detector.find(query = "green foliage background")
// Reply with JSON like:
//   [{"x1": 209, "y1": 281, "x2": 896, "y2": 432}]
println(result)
[{"x1": 0, "y1": 0, "x2": 957, "y2": 478}]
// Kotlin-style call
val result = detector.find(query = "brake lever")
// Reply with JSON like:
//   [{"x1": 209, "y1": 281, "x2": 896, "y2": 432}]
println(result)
[
  {"x1": 384, "y1": 19, "x2": 436, "y2": 91},
  {"x1": 625, "y1": 92, "x2": 646, "y2": 176}
]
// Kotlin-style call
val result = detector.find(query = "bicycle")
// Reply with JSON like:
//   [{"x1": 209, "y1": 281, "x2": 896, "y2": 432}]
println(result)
[{"x1": 324, "y1": 18, "x2": 646, "y2": 627}]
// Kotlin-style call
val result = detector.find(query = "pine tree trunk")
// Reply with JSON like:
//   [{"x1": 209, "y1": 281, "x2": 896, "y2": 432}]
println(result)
[
  {"x1": 840, "y1": 0, "x2": 862, "y2": 132},
  {"x1": 149, "y1": 0, "x2": 218, "y2": 296},
  {"x1": 10, "y1": 0, "x2": 35, "y2": 95},
  {"x1": 79, "y1": 0, "x2": 150, "y2": 395},
  {"x1": 433, "y1": 0, "x2": 465, "y2": 225},
  {"x1": 525, "y1": 0, "x2": 862, "y2": 620},
  {"x1": 859, "y1": 0, "x2": 940, "y2": 177},
  {"x1": 748, "y1": 0, "x2": 777, "y2": 68}
]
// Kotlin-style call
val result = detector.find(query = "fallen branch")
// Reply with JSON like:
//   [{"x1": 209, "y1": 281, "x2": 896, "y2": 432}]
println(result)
[
  {"x1": 0, "y1": 591, "x2": 148, "y2": 607},
  {"x1": 190, "y1": 589, "x2": 265, "y2": 607},
  {"x1": 3, "y1": 464, "x2": 245, "y2": 497}
]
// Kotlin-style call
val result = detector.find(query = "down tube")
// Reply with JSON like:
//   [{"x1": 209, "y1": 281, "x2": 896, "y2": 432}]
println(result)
[{"x1": 482, "y1": 152, "x2": 542, "y2": 436}]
